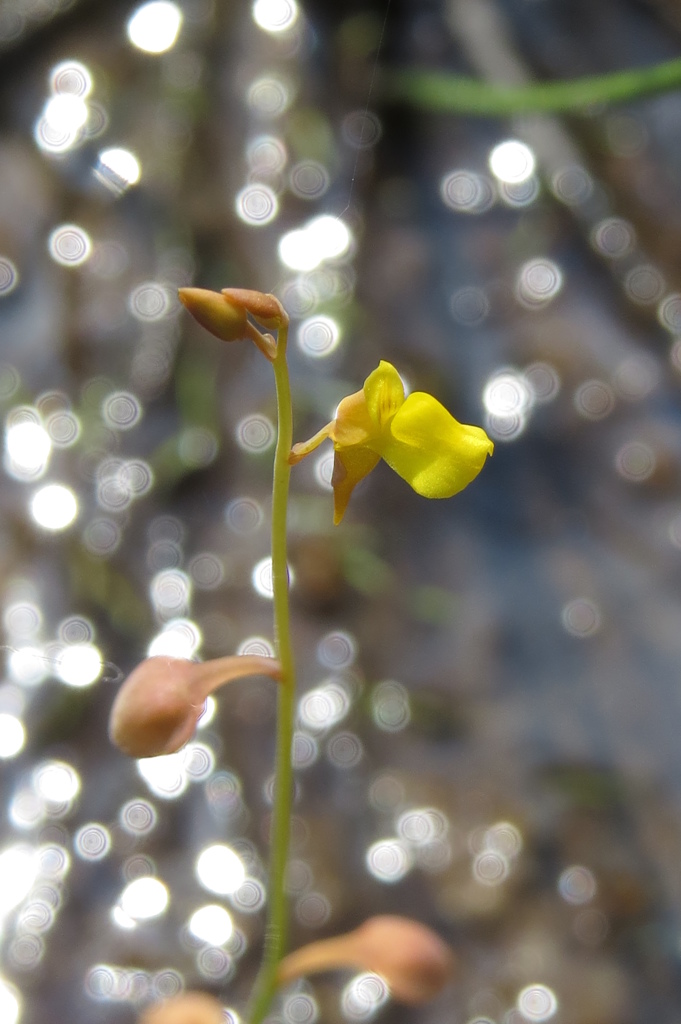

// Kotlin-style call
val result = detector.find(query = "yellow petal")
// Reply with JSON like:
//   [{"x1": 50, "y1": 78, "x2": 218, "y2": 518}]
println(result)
[
  {"x1": 379, "y1": 391, "x2": 493, "y2": 498},
  {"x1": 290, "y1": 388, "x2": 375, "y2": 467},
  {"x1": 330, "y1": 388, "x2": 375, "y2": 446},
  {"x1": 331, "y1": 445, "x2": 380, "y2": 524},
  {"x1": 363, "y1": 361, "x2": 405, "y2": 429}
]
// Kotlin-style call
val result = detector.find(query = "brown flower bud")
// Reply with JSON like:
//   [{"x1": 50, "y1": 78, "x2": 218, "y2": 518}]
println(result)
[
  {"x1": 180, "y1": 288, "x2": 278, "y2": 360},
  {"x1": 220, "y1": 288, "x2": 288, "y2": 330},
  {"x1": 178, "y1": 287, "x2": 286, "y2": 360},
  {"x1": 109, "y1": 654, "x2": 281, "y2": 757},
  {"x1": 277, "y1": 915, "x2": 455, "y2": 1005},
  {"x1": 178, "y1": 287, "x2": 249, "y2": 342},
  {"x1": 139, "y1": 991, "x2": 224, "y2": 1024}
]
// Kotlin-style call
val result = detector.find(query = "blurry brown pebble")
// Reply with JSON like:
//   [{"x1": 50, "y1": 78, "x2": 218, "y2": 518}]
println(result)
[{"x1": 139, "y1": 991, "x2": 224, "y2": 1024}]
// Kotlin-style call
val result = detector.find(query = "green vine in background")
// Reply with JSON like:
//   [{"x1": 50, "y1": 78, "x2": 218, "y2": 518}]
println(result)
[{"x1": 385, "y1": 55, "x2": 681, "y2": 115}]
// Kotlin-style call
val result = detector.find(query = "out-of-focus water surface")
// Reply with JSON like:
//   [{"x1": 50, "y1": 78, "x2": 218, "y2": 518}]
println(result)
[{"x1": 2, "y1": 1, "x2": 681, "y2": 1021}]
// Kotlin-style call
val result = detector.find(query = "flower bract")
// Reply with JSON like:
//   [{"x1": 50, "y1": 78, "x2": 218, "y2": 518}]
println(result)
[{"x1": 290, "y1": 360, "x2": 493, "y2": 523}]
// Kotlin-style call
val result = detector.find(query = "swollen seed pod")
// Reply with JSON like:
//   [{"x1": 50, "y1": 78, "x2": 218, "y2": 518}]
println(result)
[
  {"x1": 277, "y1": 915, "x2": 455, "y2": 1005},
  {"x1": 139, "y1": 991, "x2": 224, "y2": 1024},
  {"x1": 109, "y1": 654, "x2": 281, "y2": 757}
]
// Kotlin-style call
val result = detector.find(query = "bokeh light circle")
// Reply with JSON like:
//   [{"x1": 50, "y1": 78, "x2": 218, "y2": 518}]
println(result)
[
  {"x1": 573, "y1": 380, "x2": 615, "y2": 420},
  {"x1": 516, "y1": 258, "x2": 563, "y2": 308},
  {"x1": 74, "y1": 824, "x2": 111, "y2": 861},
  {"x1": 342, "y1": 110, "x2": 382, "y2": 149},
  {"x1": 561, "y1": 597, "x2": 601, "y2": 637},
  {"x1": 371, "y1": 680, "x2": 411, "y2": 732},
  {"x1": 550, "y1": 165, "x2": 593, "y2": 206},
  {"x1": 30, "y1": 484, "x2": 78, "y2": 530},
  {"x1": 225, "y1": 497, "x2": 263, "y2": 535},
  {"x1": 624, "y1": 264, "x2": 664, "y2": 305},
  {"x1": 127, "y1": 1, "x2": 183, "y2": 53},
  {"x1": 236, "y1": 414, "x2": 275, "y2": 452},
  {"x1": 96, "y1": 148, "x2": 141, "y2": 192},
  {"x1": 517, "y1": 985, "x2": 558, "y2": 1022},
  {"x1": 57, "y1": 643, "x2": 102, "y2": 687},
  {"x1": 525, "y1": 362, "x2": 560, "y2": 403},
  {"x1": 615, "y1": 440, "x2": 656, "y2": 482},
  {"x1": 591, "y1": 217, "x2": 635, "y2": 258},
  {"x1": 83, "y1": 517, "x2": 121, "y2": 557},
  {"x1": 102, "y1": 391, "x2": 142, "y2": 430},
  {"x1": 0, "y1": 979, "x2": 21, "y2": 1024},
  {"x1": 341, "y1": 973, "x2": 389, "y2": 1021},
  {"x1": 119, "y1": 799, "x2": 158, "y2": 835},
  {"x1": 247, "y1": 134, "x2": 287, "y2": 174},
  {"x1": 327, "y1": 731, "x2": 363, "y2": 768},
  {"x1": 48, "y1": 225, "x2": 92, "y2": 267},
  {"x1": 558, "y1": 864, "x2": 597, "y2": 904},
  {"x1": 252, "y1": 0, "x2": 299, "y2": 33},
  {"x1": 450, "y1": 285, "x2": 489, "y2": 326},
  {"x1": 128, "y1": 282, "x2": 171, "y2": 321},
  {"x1": 489, "y1": 139, "x2": 535, "y2": 183},
  {"x1": 230, "y1": 878, "x2": 266, "y2": 913},
  {"x1": 295, "y1": 891, "x2": 330, "y2": 927},
  {"x1": 290, "y1": 161, "x2": 330, "y2": 199},
  {"x1": 365, "y1": 838, "x2": 412, "y2": 883},
  {"x1": 0, "y1": 258, "x2": 19, "y2": 296},
  {"x1": 297, "y1": 315, "x2": 340, "y2": 357},
  {"x1": 50, "y1": 60, "x2": 92, "y2": 97},
  {"x1": 235, "y1": 184, "x2": 279, "y2": 226},
  {"x1": 247, "y1": 75, "x2": 292, "y2": 117},
  {"x1": 46, "y1": 410, "x2": 80, "y2": 447},
  {"x1": 440, "y1": 170, "x2": 495, "y2": 214},
  {"x1": 473, "y1": 849, "x2": 509, "y2": 886},
  {"x1": 317, "y1": 630, "x2": 356, "y2": 669}
]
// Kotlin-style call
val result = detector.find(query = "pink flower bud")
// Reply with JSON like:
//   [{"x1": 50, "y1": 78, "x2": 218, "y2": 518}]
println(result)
[
  {"x1": 277, "y1": 915, "x2": 455, "y2": 1005},
  {"x1": 109, "y1": 654, "x2": 281, "y2": 757},
  {"x1": 139, "y1": 991, "x2": 224, "y2": 1024}
]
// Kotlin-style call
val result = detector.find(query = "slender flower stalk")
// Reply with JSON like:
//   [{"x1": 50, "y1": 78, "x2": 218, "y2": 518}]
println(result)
[
  {"x1": 175, "y1": 285, "x2": 298, "y2": 1022},
  {"x1": 247, "y1": 311, "x2": 297, "y2": 1024}
]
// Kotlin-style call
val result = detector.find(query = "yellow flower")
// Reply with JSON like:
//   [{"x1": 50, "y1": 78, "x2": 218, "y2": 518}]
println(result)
[{"x1": 290, "y1": 360, "x2": 493, "y2": 524}]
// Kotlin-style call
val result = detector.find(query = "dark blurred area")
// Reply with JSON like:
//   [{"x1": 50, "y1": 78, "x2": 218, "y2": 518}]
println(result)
[{"x1": 2, "y1": 1, "x2": 681, "y2": 1022}]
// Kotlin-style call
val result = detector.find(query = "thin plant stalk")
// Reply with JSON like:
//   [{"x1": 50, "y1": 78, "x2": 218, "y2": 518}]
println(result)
[
  {"x1": 248, "y1": 321, "x2": 296, "y2": 1024},
  {"x1": 386, "y1": 55, "x2": 681, "y2": 115}
]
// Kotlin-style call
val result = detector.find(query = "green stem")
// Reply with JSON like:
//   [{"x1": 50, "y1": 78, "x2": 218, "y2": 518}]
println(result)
[
  {"x1": 248, "y1": 323, "x2": 296, "y2": 1024},
  {"x1": 385, "y1": 55, "x2": 681, "y2": 115}
]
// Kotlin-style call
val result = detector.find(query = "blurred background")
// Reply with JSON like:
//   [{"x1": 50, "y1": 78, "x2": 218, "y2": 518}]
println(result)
[{"x1": 2, "y1": 0, "x2": 681, "y2": 1021}]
